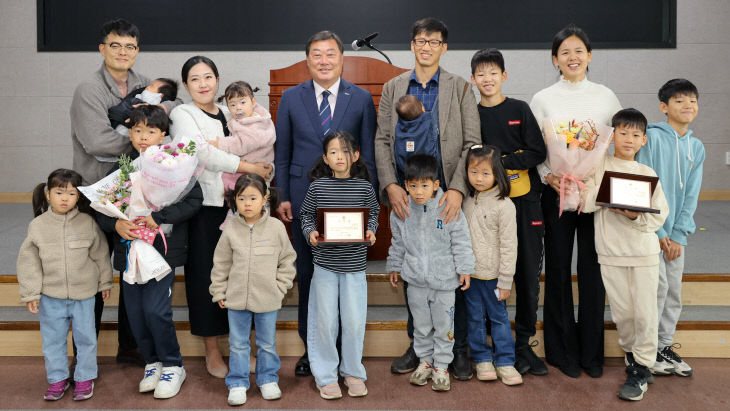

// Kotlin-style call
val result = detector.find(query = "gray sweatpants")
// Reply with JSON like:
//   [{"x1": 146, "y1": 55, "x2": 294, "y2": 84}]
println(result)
[
  {"x1": 407, "y1": 285, "x2": 455, "y2": 369},
  {"x1": 657, "y1": 247, "x2": 685, "y2": 348}
]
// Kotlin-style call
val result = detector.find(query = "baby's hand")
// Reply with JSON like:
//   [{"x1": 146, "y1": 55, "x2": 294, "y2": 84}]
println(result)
[
  {"x1": 137, "y1": 215, "x2": 158, "y2": 230},
  {"x1": 309, "y1": 231, "x2": 320, "y2": 247},
  {"x1": 101, "y1": 289, "x2": 111, "y2": 302},
  {"x1": 459, "y1": 274, "x2": 471, "y2": 291},
  {"x1": 366, "y1": 230, "x2": 376, "y2": 245},
  {"x1": 26, "y1": 300, "x2": 39, "y2": 314},
  {"x1": 389, "y1": 271, "x2": 399, "y2": 288},
  {"x1": 497, "y1": 288, "x2": 511, "y2": 301},
  {"x1": 208, "y1": 137, "x2": 221, "y2": 148},
  {"x1": 218, "y1": 300, "x2": 226, "y2": 309}
]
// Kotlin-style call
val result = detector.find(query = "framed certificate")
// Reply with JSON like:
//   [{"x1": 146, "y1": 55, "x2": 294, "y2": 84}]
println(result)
[
  {"x1": 316, "y1": 207, "x2": 370, "y2": 245},
  {"x1": 596, "y1": 171, "x2": 660, "y2": 214}
]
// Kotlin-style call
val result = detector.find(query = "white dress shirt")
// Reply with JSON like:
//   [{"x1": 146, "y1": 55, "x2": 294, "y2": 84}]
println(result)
[{"x1": 313, "y1": 78, "x2": 341, "y2": 119}]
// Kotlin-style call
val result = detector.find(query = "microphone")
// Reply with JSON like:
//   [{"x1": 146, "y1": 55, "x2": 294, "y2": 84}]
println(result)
[
  {"x1": 351, "y1": 32, "x2": 379, "y2": 50},
  {"x1": 350, "y1": 32, "x2": 392, "y2": 64}
]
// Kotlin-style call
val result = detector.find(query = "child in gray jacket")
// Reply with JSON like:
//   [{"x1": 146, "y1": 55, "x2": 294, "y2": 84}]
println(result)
[{"x1": 387, "y1": 154, "x2": 475, "y2": 392}]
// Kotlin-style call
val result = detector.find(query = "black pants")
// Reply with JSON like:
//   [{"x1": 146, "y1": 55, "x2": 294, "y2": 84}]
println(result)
[
  {"x1": 185, "y1": 206, "x2": 229, "y2": 337},
  {"x1": 541, "y1": 185, "x2": 605, "y2": 369},
  {"x1": 404, "y1": 282, "x2": 468, "y2": 354},
  {"x1": 511, "y1": 196, "x2": 545, "y2": 349},
  {"x1": 290, "y1": 218, "x2": 315, "y2": 346},
  {"x1": 123, "y1": 272, "x2": 182, "y2": 366}
]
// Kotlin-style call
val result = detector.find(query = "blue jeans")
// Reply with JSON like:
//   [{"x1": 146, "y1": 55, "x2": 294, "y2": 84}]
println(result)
[
  {"x1": 39, "y1": 294, "x2": 97, "y2": 383},
  {"x1": 226, "y1": 309, "x2": 279, "y2": 390},
  {"x1": 307, "y1": 265, "x2": 367, "y2": 386},
  {"x1": 465, "y1": 278, "x2": 515, "y2": 367}
]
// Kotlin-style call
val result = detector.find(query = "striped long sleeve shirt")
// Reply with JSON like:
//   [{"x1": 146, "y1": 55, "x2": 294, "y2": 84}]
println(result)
[{"x1": 300, "y1": 177, "x2": 380, "y2": 274}]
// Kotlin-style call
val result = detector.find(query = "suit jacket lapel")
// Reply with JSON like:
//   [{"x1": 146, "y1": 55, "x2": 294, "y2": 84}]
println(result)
[
  {"x1": 437, "y1": 69, "x2": 453, "y2": 137},
  {"x1": 391, "y1": 71, "x2": 412, "y2": 131},
  {"x1": 300, "y1": 80, "x2": 322, "y2": 137},
  {"x1": 331, "y1": 80, "x2": 351, "y2": 133}
]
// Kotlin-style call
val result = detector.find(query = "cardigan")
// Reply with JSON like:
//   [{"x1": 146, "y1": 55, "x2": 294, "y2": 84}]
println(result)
[{"x1": 169, "y1": 103, "x2": 241, "y2": 207}]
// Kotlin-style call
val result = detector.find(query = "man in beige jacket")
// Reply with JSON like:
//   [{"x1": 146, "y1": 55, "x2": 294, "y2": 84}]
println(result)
[{"x1": 374, "y1": 17, "x2": 480, "y2": 380}]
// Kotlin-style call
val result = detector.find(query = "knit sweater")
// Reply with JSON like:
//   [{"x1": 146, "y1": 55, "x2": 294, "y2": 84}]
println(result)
[
  {"x1": 386, "y1": 189, "x2": 475, "y2": 291},
  {"x1": 71, "y1": 65, "x2": 180, "y2": 185},
  {"x1": 209, "y1": 212, "x2": 297, "y2": 312},
  {"x1": 462, "y1": 187, "x2": 517, "y2": 289},
  {"x1": 583, "y1": 156, "x2": 669, "y2": 267},
  {"x1": 529, "y1": 77, "x2": 622, "y2": 183},
  {"x1": 17, "y1": 208, "x2": 113, "y2": 302},
  {"x1": 169, "y1": 103, "x2": 242, "y2": 207}
]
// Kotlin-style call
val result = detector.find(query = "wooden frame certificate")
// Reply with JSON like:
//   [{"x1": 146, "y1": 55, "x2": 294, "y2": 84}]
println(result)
[
  {"x1": 596, "y1": 171, "x2": 660, "y2": 214},
  {"x1": 316, "y1": 207, "x2": 369, "y2": 245}
]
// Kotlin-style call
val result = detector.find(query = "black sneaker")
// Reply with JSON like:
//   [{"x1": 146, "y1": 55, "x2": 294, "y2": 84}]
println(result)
[
  {"x1": 391, "y1": 345, "x2": 419, "y2": 374},
  {"x1": 618, "y1": 364, "x2": 650, "y2": 401},
  {"x1": 624, "y1": 352, "x2": 654, "y2": 384},
  {"x1": 650, "y1": 350, "x2": 674, "y2": 375},
  {"x1": 516, "y1": 342, "x2": 548, "y2": 376},
  {"x1": 449, "y1": 351, "x2": 473, "y2": 381}
]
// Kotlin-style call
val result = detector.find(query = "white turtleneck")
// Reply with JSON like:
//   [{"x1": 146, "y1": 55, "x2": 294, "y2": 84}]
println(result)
[{"x1": 529, "y1": 76, "x2": 622, "y2": 183}]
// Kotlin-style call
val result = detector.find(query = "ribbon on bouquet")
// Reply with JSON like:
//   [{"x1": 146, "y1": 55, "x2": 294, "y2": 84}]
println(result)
[{"x1": 559, "y1": 174, "x2": 586, "y2": 217}]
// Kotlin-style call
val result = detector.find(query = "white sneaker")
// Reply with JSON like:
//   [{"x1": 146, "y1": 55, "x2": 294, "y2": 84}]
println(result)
[
  {"x1": 153, "y1": 366, "x2": 186, "y2": 399},
  {"x1": 228, "y1": 387, "x2": 247, "y2": 406},
  {"x1": 139, "y1": 362, "x2": 163, "y2": 393},
  {"x1": 658, "y1": 344, "x2": 693, "y2": 377},
  {"x1": 259, "y1": 382, "x2": 282, "y2": 400}
]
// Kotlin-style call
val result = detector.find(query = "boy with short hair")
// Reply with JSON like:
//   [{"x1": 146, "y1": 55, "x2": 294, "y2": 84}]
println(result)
[
  {"x1": 387, "y1": 154, "x2": 475, "y2": 392},
  {"x1": 470, "y1": 48, "x2": 548, "y2": 376},
  {"x1": 635, "y1": 79, "x2": 704, "y2": 377},
  {"x1": 96, "y1": 105, "x2": 203, "y2": 399},
  {"x1": 583, "y1": 108, "x2": 669, "y2": 401}
]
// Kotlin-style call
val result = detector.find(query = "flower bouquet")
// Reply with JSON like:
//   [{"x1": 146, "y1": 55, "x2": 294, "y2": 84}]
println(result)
[
  {"x1": 135, "y1": 138, "x2": 201, "y2": 212},
  {"x1": 543, "y1": 119, "x2": 613, "y2": 215},
  {"x1": 78, "y1": 154, "x2": 136, "y2": 220}
]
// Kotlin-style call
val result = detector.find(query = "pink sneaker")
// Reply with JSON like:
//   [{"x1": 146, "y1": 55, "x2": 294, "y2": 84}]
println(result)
[
  {"x1": 44, "y1": 379, "x2": 70, "y2": 401},
  {"x1": 73, "y1": 380, "x2": 94, "y2": 401}
]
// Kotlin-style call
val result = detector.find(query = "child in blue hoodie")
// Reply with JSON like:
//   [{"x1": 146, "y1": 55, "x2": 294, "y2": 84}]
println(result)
[
  {"x1": 387, "y1": 154, "x2": 475, "y2": 392},
  {"x1": 635, "y1": 79, "x2": 704, "y2": 378}
]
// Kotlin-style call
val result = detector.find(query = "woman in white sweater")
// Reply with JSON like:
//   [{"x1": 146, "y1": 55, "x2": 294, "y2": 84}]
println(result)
[
  {"x1": 169, "y1": 56, "x2": 272, "y2": 378},
  {"x1": 529, "y1": 25, "x2": 622, "y2": 379}
]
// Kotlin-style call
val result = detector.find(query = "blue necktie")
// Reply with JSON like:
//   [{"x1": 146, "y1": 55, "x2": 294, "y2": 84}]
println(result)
[{"x1": 319, "y1": 90, "x2": 332, "y2": 137}]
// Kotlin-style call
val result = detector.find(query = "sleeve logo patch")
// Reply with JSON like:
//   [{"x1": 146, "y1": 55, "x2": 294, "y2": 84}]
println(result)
[{"x1": 508, "y1": 120, "x2": 521, "y2": 125}]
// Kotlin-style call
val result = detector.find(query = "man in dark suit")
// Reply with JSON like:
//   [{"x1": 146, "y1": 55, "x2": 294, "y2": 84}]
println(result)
[{"x1": 274, "y1": 30, "x2": 378, "y2": 377}]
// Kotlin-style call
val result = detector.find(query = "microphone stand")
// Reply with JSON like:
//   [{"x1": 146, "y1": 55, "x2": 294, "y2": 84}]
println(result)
[{"x1": 364, "y1": 41, "x2": 392, "y2": 65}]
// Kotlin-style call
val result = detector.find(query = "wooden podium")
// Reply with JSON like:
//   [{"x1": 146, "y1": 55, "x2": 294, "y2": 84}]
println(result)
[{"x1": 269, "y1": 56, "x2": 409, "y2": 260}]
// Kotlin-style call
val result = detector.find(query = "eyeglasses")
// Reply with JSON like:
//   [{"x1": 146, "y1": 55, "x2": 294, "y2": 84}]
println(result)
[
  {"x1": 104, "y1": 42, "x2": 138, "y2": 52},
  {"x1": 413, "y1": 38, "x2": 443, "y2": 48}
]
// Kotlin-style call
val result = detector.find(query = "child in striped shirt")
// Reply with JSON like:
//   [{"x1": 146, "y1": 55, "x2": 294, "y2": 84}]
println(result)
[{"x1": 300, "y1": 131, "x2": 380, "y2": 400}]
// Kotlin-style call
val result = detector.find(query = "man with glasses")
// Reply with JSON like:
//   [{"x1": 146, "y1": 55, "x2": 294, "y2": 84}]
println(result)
[
  {"x1": 374, "y1": 17, "x2": 480, "y2": 381},
  {"x1": 69, "y1": 18, "x2": 180, "y2": 366}
]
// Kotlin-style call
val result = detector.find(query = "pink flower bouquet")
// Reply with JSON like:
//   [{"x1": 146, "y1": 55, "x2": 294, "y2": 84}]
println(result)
[{"x1": 543, "y1": 119, "x2": 613, "y2": 215}]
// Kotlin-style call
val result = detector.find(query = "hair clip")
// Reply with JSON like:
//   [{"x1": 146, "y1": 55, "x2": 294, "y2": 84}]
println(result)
[{"x1": 470, "y1": 144, "x2": 483, "y2": 150}]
